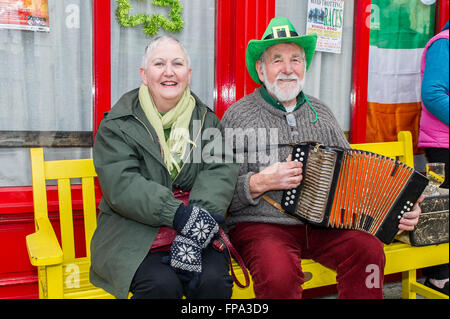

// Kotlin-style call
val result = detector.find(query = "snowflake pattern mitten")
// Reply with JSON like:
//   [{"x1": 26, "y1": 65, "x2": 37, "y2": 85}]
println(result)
[
  {"x1": 169, "y1": 234, "x2": 202, "y2": 273},
  {"x1": 173, "y1": 205, "x2": 220, "y2": 249}
]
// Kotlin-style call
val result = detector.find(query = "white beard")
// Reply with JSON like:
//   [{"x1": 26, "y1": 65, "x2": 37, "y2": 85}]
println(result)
[{"x1": 262, "y1": 64, "x2": 305, "y2": 103}]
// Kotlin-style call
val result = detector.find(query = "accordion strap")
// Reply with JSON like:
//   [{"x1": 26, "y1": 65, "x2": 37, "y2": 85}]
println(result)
[{"x1": 262, "y1": 194, "x2": 286, "y2": 213}]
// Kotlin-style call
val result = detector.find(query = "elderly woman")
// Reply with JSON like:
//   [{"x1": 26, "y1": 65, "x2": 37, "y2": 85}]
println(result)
[{"x1": 90, "y1": 36, "x2": 239, "y2": 299}]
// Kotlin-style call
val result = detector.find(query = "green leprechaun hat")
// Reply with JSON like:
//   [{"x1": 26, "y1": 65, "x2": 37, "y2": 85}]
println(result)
[{"x1": 246, "y1": 17, "x2": 318, "y2": 84}]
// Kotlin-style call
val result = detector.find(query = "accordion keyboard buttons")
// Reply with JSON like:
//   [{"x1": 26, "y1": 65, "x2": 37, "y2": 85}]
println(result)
[
  {"x1": 284, "y1": 195, "x2": 295, "y2": 206},
  {"x1": 398, "y1": 201, "x2": 413, "y2": 219},
  {"x1": 283, "y1": 144, "x2": 309, "y2": 211}
]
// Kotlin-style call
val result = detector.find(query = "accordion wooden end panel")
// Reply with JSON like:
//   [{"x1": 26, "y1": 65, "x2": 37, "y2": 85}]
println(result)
[{"x1": 282, "y1": 143, "x2": 429, "y2": 244}]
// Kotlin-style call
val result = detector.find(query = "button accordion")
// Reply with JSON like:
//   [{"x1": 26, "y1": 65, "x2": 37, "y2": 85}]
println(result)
[{"x1": 282, "y1": 143, "x2": 429, "y2": 244}]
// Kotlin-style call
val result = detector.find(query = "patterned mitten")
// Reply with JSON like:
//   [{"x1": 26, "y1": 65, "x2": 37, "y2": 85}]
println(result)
[
  {"x1": 173, "y1": 205, "x2": 224, "y2": 248},
  {"x1": 163, "y1": 234, "x2": 202, "y2": 292},
  {"x1": 169, "y1": 234, "x2": 202, "y2": 273}
]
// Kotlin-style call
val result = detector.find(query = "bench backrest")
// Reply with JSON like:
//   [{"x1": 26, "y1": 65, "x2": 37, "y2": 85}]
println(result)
[
  {"x1": 30, "y1": 148, "x2": 98, "y2": 261},
  {"x1": 351, "y1": 131, "x2": 414, "y2": 167},
  {"x1": 29, "y1": 131, "x2": 414, "y2": 261}
]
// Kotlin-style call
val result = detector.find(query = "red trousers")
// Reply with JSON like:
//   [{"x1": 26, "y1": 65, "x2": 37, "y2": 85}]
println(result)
[{"x1": 229, "y1": 222, "x2": 386, "y2": 299}]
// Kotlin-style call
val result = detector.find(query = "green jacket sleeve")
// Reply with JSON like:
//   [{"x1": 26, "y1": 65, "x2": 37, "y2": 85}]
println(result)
[{"x1": 93, "y1": 119, "x2": 182, "y2": 227}]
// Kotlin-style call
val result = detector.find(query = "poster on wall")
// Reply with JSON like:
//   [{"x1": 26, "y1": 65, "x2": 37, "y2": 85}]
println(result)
[
  {"x1": 0, "y1": 0, "x2": 49, "y2": 32},
  {"x1": 306, "y1": 0, "x2": 344, "y2": 54}
]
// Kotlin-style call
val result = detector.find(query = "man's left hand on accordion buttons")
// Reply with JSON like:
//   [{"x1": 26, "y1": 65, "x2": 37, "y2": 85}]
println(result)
[{"x1": 396, "y1": 195, "x2": 424, "y2": 235}]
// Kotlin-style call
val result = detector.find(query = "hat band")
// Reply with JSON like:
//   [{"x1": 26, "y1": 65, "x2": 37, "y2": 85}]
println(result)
[{"x1": 263, "y1": 30, "x2": 299, "y2": 40}]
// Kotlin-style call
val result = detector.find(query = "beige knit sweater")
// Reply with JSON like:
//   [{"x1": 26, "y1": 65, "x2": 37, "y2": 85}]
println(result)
[{"x1": 221, "y1": 88, "x2": 350, "y2": 228}]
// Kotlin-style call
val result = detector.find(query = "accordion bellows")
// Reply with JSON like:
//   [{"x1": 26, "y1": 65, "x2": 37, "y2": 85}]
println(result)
[{"x1": 282, "y1": 143, "x2": 429, "y2": 244}]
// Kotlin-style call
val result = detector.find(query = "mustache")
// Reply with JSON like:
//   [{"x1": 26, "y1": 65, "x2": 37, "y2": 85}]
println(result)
[{"x1": 275, "y1": 74, "x2": 299, "y2": 81}]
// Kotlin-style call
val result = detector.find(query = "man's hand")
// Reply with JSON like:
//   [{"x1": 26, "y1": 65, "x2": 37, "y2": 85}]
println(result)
[
  {"x1": 397, "y1": 195, "x2": 425, "y2": 235},
  {"x1": 249, "y1": 154, "x2": 303, "y2": 198}
]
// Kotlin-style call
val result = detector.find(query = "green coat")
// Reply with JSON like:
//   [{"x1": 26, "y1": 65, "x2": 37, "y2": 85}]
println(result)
[{"x1": 89, "y1": 88, "x2": 239, "y2": 299}]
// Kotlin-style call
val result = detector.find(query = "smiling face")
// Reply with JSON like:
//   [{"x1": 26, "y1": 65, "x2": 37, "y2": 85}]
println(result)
[
  {"x1": 140, "y1": 37, "x2": 192, "y2": 113},
  {"x1": 256, "y1": 42, "x2": 306, "y2": 107}
]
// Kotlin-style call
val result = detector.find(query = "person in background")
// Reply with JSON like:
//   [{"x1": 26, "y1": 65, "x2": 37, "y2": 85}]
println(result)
[
  {"x1": 90, "y1": 36, "x2": 239, "y2": 299},
  {"x1": 418, "y1": 21, "x2": 449, "y2": 296}
]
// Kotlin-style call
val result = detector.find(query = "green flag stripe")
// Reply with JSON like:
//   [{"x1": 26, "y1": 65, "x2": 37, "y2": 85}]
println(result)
[{"x1": 369, "y1": 0, "x2": 435, "y2": 49}]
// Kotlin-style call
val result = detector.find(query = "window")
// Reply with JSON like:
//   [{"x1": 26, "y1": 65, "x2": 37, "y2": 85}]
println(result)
[{"x1": 0, "y1": 0, "x2": 93, "y2": 187}]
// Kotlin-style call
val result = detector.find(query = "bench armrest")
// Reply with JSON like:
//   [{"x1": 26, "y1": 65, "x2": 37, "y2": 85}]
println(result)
[{"x1": 26, "y1": 217, "x2": 63, "y2": 266}]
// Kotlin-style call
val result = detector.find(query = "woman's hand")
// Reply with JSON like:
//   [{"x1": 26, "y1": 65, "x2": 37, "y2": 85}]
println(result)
[
  {"x1": 173, "y1": 205, "x2": 223, "y2": 247},
  {"x1": 166, "y1": 204, "x2": 225, "y2": 293}
]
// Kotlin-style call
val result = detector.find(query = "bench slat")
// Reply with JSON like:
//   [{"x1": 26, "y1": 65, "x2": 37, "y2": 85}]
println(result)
[
  {"x1": 58, "y1": 178, "x2": 76, "y2": 261},
  {"x1": 44, "y1": 159, "x2": 97, "y2": 180},
  {"x1": 82, "y1": 176, "x2": 97, "y2": 258}
]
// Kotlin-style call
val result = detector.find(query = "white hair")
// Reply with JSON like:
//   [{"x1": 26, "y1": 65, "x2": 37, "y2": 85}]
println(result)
[{"x1": 141, "y1": 36, "x2": 191, "y2": 69}]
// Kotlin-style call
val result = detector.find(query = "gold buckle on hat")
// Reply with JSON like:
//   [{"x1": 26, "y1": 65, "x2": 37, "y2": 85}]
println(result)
[{"x1": 272, "y1": 25, "x2": 291, "y2": 38}]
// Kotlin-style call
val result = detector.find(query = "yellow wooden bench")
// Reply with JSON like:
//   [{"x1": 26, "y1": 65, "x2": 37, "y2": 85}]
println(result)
[{"x1": 26, "y1": 131, "x2": 449, "y2": 299}]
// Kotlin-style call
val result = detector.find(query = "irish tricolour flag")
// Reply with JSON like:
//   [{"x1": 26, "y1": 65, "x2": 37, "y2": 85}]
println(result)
[{"x1": 366, "y1": 0, "x2": 435, "y2": 153}]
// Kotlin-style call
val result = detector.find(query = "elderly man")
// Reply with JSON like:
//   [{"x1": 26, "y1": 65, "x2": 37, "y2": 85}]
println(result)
[{"x1": 221, "y1": 17, "x2": 423, "y2": 299}]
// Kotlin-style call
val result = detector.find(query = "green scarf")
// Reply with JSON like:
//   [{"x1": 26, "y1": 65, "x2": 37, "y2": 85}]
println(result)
[{"x1": 138, "y1": 84, "x2": 196, "y2": 177}]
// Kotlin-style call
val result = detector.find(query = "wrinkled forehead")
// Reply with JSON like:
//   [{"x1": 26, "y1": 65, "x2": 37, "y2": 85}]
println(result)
[{"x1": 265, "y1": 42, "x2": 305, "y2": 59}]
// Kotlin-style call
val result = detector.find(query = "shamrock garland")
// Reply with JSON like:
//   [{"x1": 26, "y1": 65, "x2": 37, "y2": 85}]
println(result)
[{"x1": 116, "y1": 0, "x2": 184, "y2": 37}]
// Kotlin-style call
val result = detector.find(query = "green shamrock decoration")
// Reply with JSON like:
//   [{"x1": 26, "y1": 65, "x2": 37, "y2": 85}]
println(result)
[{"x1": 116, "y1": 0, "x2": 184, "y2": 37}]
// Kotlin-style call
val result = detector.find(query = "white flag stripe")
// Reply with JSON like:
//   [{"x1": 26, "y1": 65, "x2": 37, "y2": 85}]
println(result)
[{"x1": 368, "y1": 46, "x2": 424, "y2": 104}]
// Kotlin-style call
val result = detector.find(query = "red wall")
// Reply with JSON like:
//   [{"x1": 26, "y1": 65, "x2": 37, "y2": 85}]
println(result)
[
  {"x1": 0, "y1": 189, "x2": 38, "y2": 298},
  {"x1": 0, "y1": 185, "x2": 102, "y2": 298},
  {"x1": 215, "y1": 0, "x2": 275, "y2": 118},
  {"x1": 436, "y1": 0, "x2": 449, "y2": 32}
]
